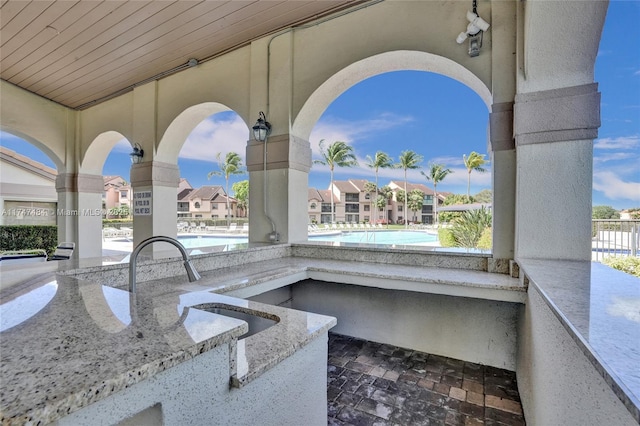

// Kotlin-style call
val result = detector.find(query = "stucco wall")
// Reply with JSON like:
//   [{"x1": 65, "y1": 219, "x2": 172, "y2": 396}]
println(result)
[
  {"x1": 289, "y1": 279, "x2": 520, "y2": 370},
  {"x1": 58, "y1": 335, "x2": 329, "y2": 426},
  {"x1": 516, "y1": 286, "x2": 636, "y2": 426}
]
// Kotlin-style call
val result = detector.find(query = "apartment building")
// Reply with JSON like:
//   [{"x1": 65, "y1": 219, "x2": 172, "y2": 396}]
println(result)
[
  {"x1": 0, "y1": 146, "x2": 57, "y2": 225},
  {"x1": 309, "y1": 179, "x2": 448, "y2": 224},
  {"x1": 185, "y1": 185, "x2": 241, "y2": 220},
  {"x1": 387, "y1": 181, "x2": 448, "y2": 225},
  {"x1": 103, "y1": 176, "x2": 131, "y2": 218}
]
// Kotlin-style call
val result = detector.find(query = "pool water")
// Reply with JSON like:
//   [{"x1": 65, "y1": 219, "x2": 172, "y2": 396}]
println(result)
[{"x1": 178, "y1": 230, "x2": 437, "y2": 248}]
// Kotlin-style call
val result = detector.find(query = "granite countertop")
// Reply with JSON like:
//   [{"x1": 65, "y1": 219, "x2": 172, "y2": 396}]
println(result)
[
  {"x1": 148, "y1": 257, "x2": 525, "y2": 303},
  {"x1": 0, "y1": 269, "x2": 336, "y2": 425},
  {"x1": 0, "y1": 249, "x2": 522, "y2": 425},
  {"x1": 518, "y1": 258, "x2": 640, "y2": 422}
]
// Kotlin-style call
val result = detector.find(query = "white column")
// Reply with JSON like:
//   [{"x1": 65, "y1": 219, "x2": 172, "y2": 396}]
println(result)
[
  {"x1": 130, "y1": 161, "x2": 180, "y2": 254},
  {"x1": 514, "y1": 84, "x2": 600, "y2": 261},
  {"x1": 55, "y1": 173, "x2": 103, "y2": 259},
  {"x1": 489, "y1": 102, "x2": 516, "y2": 264},
  {"x1": 246, "y1": 134, "x2": 311, "y2": 244}
]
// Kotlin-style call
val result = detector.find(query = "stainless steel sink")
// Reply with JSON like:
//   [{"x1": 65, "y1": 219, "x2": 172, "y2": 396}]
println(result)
[{"x1": 192, "y1": 303, "x2": 279, "y2": 339}]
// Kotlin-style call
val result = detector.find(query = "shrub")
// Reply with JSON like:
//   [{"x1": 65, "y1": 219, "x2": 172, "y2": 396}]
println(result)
[
  {"x1": 601, "y1": 256, "x2": 640, "y2": 278},
  {"x1": 438, "y1": 227, "x2": 456, "y2": 247},
  {"x1": 450, "y1": 207, "x2": 492, "y2": 248},
  {"x1": 477, "y1": 227, "x2": 492, "y2": 250},
  {"x1": 0, "y1": 225, "x2": 58, "y2": 257}
]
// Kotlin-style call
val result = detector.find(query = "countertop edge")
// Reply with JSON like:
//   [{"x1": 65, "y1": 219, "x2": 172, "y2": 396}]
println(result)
[{"x1": 518, "y1": 258, "x2": 640, "y2": 424}]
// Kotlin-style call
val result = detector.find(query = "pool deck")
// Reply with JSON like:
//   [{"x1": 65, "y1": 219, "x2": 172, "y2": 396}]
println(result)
[{"x1": 102, "y1": 230, "x2": 443, "y2": 255}]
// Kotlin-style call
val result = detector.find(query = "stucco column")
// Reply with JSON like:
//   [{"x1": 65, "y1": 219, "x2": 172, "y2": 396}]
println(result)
[
  {"x1": 514, "y1": 83, "x2": 600, "y2": 261},
  {"x1": 55, "y1": 173, "x2": 103, "y2": 259},
  {"x1": 130, "y1": 161, "x2": 180, "y2": 253},
  {"x1": 488, "y1": 102, "x2": 516, "y2": 268},
  {"x1": 246, "y1": 133, "x2": 312, "y2": 244}
]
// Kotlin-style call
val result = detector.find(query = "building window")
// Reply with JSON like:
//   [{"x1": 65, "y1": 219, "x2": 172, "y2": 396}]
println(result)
[
  {"x1": 321, "y1": 203, "x2": 333, "y2": 213},
  {"x1": 398, "y1": 205, "x2": 403, "y2": 212},
  {"x1": 345, "y1": 203, "x2": 359, "y2": 213},
  {"x1": 194, "y1": 202, "x2": 201, "y2": 208},
  {"x1": 120, "y1": 191, "x2": 128, "y2": 198},
  {"x1": 345, "y1": 193, "x2": 359, "y2": 202},
  {"x1": 212, "y1": 204, "x2": 218, "y2": 209},
  {"x1": 364, "y1": 205, "x2": 370, "y2": 212},
  {"x1": 310, "y1": 202, "x2": 317, "y2": 209},
  {"x1": 365, "y1": 193, "x2": 370, "y2": 200}
]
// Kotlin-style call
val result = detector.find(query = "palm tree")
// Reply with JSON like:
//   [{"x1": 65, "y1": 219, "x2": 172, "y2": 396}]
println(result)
[
  {"x1": 208, "y1": 152, "x2": 245, "y2": 226},
  {"x1": 363, "y1": 181, "x2": 377, "y2": 224},
  {"x1": 365, "y1": 151, "x2": 394, "y2": 223},
  {"x1": 397, "y1": 150, "x2": 423, "y2": 228},
  {"x1": 422, "y1": 163, "x2": 453, "y2": 225},
  {"x1": 463, "y1": 151, "x2": 488, "y2": 198},
  {"x1": 313, "y1": 140, "x2": 358, "y2": 223}
]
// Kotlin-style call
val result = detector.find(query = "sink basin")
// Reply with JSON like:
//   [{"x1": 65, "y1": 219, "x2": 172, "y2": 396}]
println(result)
[{"x1": 192, "y1": 303, "x2": 279, "y2": 339}]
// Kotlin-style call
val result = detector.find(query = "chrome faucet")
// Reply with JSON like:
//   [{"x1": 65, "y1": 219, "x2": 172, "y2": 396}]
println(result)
[{"x1": 129, "y1": 236, "x2": 201, "y2": 293}]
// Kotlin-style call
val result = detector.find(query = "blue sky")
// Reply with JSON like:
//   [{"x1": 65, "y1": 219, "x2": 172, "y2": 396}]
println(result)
[{"x1": 1, "y1": 1, "x2": 638, "y2": 210}]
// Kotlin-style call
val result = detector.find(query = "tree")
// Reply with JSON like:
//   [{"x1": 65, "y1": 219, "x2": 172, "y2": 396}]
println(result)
[
  {"x1": 463, "y1": 151, "x2": 488, "y2": 198},
  {"x1": 232, "y1": 180, "x2": 249, "y2": 217},
  {"x1": 365, "y1": 151, "x2": 395, "y2": 223},
  {"x1": 208, "y1": 152, "x2": 245, "y2": 226},
  {"x1": 363, "y1": 181, "x2": 377, "y2": 222},
  {"x1": 592, "y1": 205, "x2": 620, "y2": 219},
  {"x1": 314, "y1": 140, "x2": 358, "y2": 223},
  {"x1": 375, "y1": 185, "x2": 393, "y2": 224},
  {"x1": 397, "y1": 150, "x2": 423, "y2": 228},
  {"x1": 407, "y1": 189, "x2": 426, "y2": 222},
  {"x1": 421, "y1": 163, "x2": 453, "y2": 225},
  {"x1": 474, "y1": 189, "x2": 492, "y2": 204}
]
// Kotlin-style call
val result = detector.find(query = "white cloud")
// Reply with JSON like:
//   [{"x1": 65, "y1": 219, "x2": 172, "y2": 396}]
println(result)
[
  {"x1": 179, "y1": 115, "x2": 249, "y2": 162},
  {"x1": 593, "y1": 171, "x2": 640, "y2": 202},
  {"x1": 309, "y1": 113, "x2": 414, "y2": 157},
  {"x1": 427, "y1": 155, "x2": 466, "y2": 167},
  {"x1": 594, "y1": 135, "x2": 639, "y2": 150},
  {"x1": 594, "y1": 152, "x2": 637, "y2": 163}
]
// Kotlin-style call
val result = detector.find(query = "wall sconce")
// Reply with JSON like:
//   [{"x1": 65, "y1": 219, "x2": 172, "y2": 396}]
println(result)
[
  {"x1": 456, "y1": 1, "x2": 490, "y2": 57},
  {"x1": 252, "y1": 111, "x2": 272, "y2": 142},
  {"x1": 129, "y1": 143, "x2": 144, "y2": 164}
]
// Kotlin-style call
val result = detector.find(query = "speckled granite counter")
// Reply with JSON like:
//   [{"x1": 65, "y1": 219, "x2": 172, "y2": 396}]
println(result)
[
  {"x1": 519, "y1": 259, "x2": 640, "y2": 422},
  {"x1": 0, "y1": 267, "x2": 336, "y2": 425},
  {"x1": 1, "y1": 244, "x2": 523, "y2": 425}
]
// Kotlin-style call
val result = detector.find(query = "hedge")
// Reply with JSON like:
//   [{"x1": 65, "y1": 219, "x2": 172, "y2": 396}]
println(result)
[{"x1": 0, "y1": 225, "x2": 58, "y2": 257}]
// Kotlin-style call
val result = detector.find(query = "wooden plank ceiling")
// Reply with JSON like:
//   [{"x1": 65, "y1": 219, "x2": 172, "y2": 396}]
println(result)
[{"x1": 1, "y1": 0, "x2": 359, "y2": 109}]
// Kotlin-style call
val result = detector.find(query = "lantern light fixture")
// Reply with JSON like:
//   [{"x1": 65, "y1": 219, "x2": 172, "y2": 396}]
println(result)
[
  {"x1": 252, "y1": 111, "x2": 272, "y2": 142},
  {"x1": 129, "y1": 143, "x2": 144, "y2": 164}
]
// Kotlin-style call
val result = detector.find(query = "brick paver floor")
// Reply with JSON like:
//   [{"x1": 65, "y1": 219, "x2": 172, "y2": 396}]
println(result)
[{"x1": 327, "y1": 333, "x2": 526, "y2": 426}]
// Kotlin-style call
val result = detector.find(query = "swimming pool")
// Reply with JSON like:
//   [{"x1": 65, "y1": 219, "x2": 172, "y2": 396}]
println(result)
[{"x1": 178, "y1": 230, "x2": 438, "y2": 248}]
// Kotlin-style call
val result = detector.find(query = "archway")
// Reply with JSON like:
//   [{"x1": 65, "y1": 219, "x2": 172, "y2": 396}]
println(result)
[
  {"x1": 293, "y1": 50, "x2": 494, "y2": 250},
  {"x1": 0, "y1": 130, "x2": 62, "y2": 228},
  {"x1": 293, "y1": 50, "x2": 491, "y2": 141}
]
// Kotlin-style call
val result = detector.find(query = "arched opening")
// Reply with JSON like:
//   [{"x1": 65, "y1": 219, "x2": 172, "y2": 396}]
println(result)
[
  {"x1": 173, "y1": 109, "x2": 250, "y2": 241},
  {"x1": 0, "y1": 130, "x2": 62, "y2": 228},
  {"x1": 295, "y1": 51, "x2": 492, "y2": 251}
]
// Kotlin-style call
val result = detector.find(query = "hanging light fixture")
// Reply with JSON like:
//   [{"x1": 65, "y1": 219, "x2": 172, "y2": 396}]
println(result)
[
  {"x1": 129, "y1": 143, "x2": 144, "y2": 164},
  {"x1": 252, "y1": 111, "x2": 272, "y2": 142}
]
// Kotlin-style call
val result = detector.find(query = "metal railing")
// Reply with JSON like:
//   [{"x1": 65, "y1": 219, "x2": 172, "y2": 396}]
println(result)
[{"x1": 592, "y1": 219, "x2": 639, "y2": 262}]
